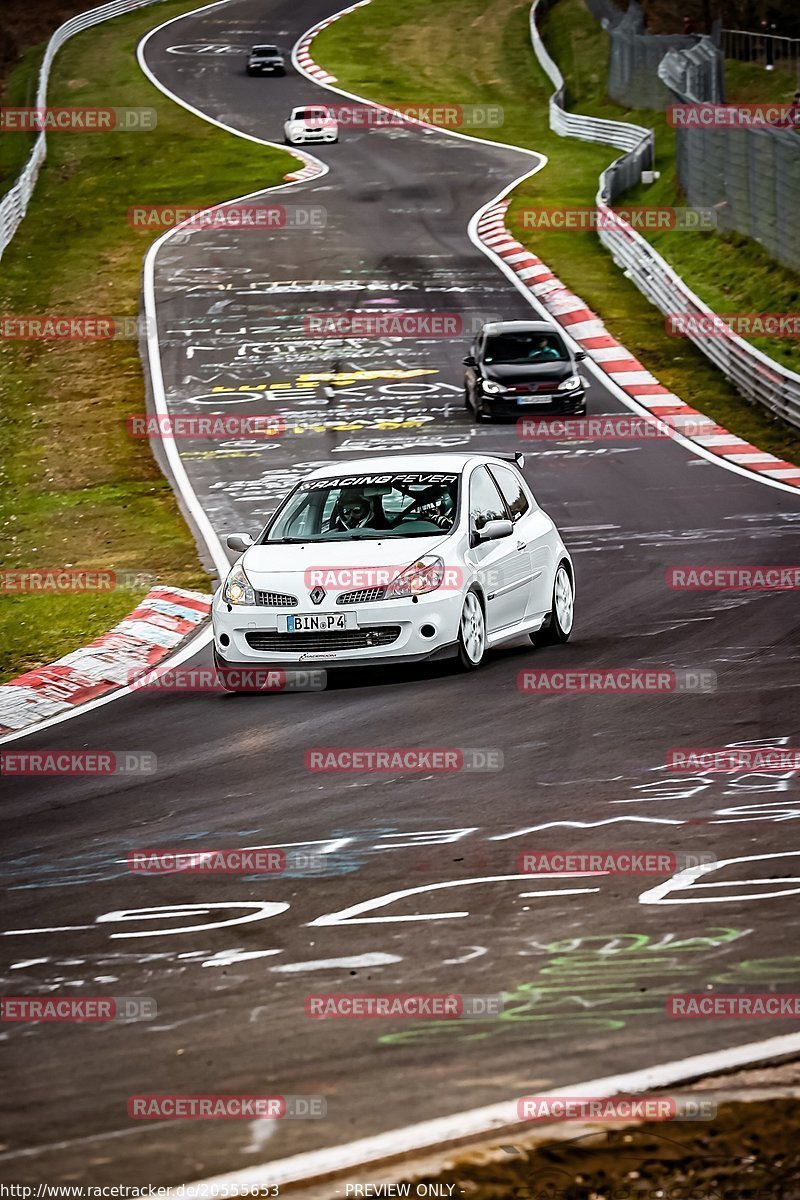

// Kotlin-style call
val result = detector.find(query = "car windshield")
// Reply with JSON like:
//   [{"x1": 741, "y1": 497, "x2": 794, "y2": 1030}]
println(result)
[
  {"x1": 484, "y1": 332, "x2": 568, "y2": 364},
  {"x1": 261, "y1": 472, "x2": 460, "y2": 542},
  {"x1": 297, "y1": 109, "x2": 329, "y2": 121},
  {"x1": 252, "y1": 45, "x2": 279, "y2": 53}
]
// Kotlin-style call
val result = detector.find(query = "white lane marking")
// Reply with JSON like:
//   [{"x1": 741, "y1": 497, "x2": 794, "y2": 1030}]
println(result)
[
  {"x1": 308, "y1": 874, "x2": 605, "y2": 926},
  {"x1": 202, "y1": 949, "x2": 282, "y2": 967},
  {"x1": 290, "y1": 3, "x2": 800, "y2": 498},
  {"x1": 0, "y1": 5, "x2": 330, "y2": 746},
  {"x1": 270, "y1": 952, "x2": 402, "y2": 972},
  {"x1": 640, "y1": 849, "x2": 800, "y2": 905},
  {"x1": 442, "y1": 946, "x2": 487, "y2": 965},
  {"x1": 174, "y1": 1033, "x2": 800, "y2": 1191},
  {"x1": 0, "y1": 1122, "x2": 178, "y2": 1163}
]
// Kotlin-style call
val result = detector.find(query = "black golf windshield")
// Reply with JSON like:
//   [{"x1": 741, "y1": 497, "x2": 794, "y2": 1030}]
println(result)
[
  {"x1": 262, "y1": 473, "x2": 460, "y2": 542},
  {"x1": 253, "y1": 45, "x2": 279, "y2": 53},
  {"x1": 484, "y1": 332, "x2": 568, "y2": 364}
]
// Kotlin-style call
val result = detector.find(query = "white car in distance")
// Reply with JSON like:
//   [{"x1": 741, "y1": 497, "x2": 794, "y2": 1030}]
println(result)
[
  {"x1": 213, "y1": 454, "x2": 575, "y2": 688},
  {"x1": 283, "y1": 105, "x2": 338, "y2": 144}
]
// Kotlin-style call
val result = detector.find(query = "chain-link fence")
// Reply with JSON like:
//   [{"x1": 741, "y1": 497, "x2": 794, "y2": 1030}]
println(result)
[
  {"x1": 530, "y1": 0, "x2": 800, "y2": 432},
  {"x1": 722, "y1": 28, "x2": 800, "y2": 80},
  {"x1": 606, "y1": 2, "x2": 700, "y2": 110},
  {"x1": 660, "y1": 47, "x2": 800, "y2": 273}
]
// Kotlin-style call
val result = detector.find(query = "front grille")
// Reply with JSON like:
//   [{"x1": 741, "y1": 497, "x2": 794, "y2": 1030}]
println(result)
[
  {"x1": 255, "y1": 590, "x2": 298, "y2": 607},
  {"x1": 245, "y1": 626, "x2": 401, "y2": 652},
  {"x1": 337, "y1": 587, "x2": 387, "y2": 605},
  {"x1": 507, "y1": 382, "x2": 559, "y2": 394}
]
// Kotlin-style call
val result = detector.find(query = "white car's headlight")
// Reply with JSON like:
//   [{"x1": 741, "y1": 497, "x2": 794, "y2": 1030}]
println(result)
[
  {"x1": 557, "y1": 374, "x2": 582, "y2": 391},
  {"x1": 222, "y1": 562, "x2": 256, "y2": 606},
  {"x1": 481, "y1": 379, "x2": 506, "y2": 394},
  {"x1": 385, "y1": 556, "x2": 446, "y2": 599}
]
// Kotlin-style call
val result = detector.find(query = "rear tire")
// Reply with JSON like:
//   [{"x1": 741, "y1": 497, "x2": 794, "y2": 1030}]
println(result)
[
  {"x1": 532, "y1": 562, "x2": 573, "y2": 646},
  {"x1": 457, "y1": 589, "x2": 487, "y2": 670}
]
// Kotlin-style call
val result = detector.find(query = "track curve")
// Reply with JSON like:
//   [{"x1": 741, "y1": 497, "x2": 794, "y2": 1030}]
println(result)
[{"x1": 2, "y1": 0, "x2": 800, "y2": 1185}]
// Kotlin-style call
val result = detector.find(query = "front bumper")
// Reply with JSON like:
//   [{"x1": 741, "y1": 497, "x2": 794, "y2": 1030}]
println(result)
[
  {"x1": 249, "y1": 63, "x2": 284, "y2": 72},
  {"x1": 212, "y1": 587, "x2": 463, "y2": 669},
  {"x1": 482, "y1": 388, "x2": 586, "y2": 416},
  {"x1": 287, "y1": 131, "x2": 337, "y2": 143}
]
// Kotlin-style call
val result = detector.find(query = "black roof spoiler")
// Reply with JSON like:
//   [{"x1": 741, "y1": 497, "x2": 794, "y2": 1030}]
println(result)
[{"x1": 488, "y1": 452, "x2": 525, "y2": 470}]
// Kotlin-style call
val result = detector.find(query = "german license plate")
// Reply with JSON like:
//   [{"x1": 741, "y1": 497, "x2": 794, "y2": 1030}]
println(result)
[
  {"x1": 284, "y1": 612, "x2": 357, "y2": 632},
  {"x1": 518, "y1": 396, "x2": 552, "y2": 405}
]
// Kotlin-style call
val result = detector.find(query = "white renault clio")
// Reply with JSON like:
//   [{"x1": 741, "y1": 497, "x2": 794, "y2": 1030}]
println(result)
[{"x1": 212, "y1": 453, "x2": 574, "y2": 685}]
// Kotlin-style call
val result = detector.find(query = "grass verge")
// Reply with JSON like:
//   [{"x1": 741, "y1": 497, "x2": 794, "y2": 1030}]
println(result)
[
  {"x1": 0, "y1": 0, "x2": 297, "y2": 683},
  {"x1": 312, "y1": 0, "x2": 800, "y2": 464}
]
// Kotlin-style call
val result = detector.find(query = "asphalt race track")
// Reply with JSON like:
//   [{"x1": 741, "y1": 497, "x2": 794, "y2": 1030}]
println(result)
[{"x1": 2, "y1": 0, "x2": 800, "y2": 1185}]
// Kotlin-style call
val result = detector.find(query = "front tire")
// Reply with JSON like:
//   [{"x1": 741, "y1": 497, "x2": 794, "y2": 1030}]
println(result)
[
  {"x1": 533, "y1": 562, "x2": 574, "y2": 646},
  {"x1": 457, "y1": 589, "x2": 487, "y2": 670}
]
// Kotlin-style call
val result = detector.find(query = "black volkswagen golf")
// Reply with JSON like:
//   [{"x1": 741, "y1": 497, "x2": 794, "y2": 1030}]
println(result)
[{"x1": 463, "y1": 320, "x2": 587, "y2": 421}]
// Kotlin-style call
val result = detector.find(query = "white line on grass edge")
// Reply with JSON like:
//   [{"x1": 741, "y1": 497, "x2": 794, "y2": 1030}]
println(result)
[
  {"x1": 170, "y1": 2, "x2": 800, "y2": 1189},
  {"x1": 0, "y1": 2, "x2": 328, "y2": 745},
  {"x1": 291, "y1": 0, "x2": 800, "y2": 498}
]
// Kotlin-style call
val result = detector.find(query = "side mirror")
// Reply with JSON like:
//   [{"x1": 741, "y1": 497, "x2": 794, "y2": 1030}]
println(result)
[
  {"x1": 463, "y1": 355, "x2": 477, "y2": 367},
  {"x1": 574, "y1": 350, "x2": 587, "y2": 361},
  {"x1": 470, "y1": 518, "x2": 513, "y2": 547},
  {"x1": 226, "y1": 533, "x2": 254, "y2": 553}
]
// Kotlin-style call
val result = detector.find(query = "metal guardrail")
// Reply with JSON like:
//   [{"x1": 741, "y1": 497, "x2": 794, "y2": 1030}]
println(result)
[
  {"x1": 722, "y1": 28, "x2": 800, "y2": 78},
  {"x1": 530, "y1": 0, "x2": 800, "y2": 432},
  {"x1": 0, "y1": 0, "x2": 166, "y2": 261},
  {"x1": 530, "y1": 0, "x2": 654, "y2": 199}
]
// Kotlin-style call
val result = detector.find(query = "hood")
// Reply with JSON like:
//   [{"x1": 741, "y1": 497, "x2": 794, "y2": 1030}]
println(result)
[
  {"x1": 250, "y1": 51, "x2": 282, "y2": 59},
  {"x1": 483, "y1": 360, "x2": 574, "y2": 383},
  {"x1": 241, "y1": 535, "x2": 447, "y2": 585}
]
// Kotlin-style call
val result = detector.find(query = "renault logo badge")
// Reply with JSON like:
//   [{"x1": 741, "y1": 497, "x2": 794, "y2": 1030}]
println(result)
[{"x1": 310, "y1": 586, "x2": 326, "y2": 605}]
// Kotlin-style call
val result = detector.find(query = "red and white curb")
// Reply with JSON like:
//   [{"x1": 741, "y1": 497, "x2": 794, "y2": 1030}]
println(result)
[
  {"x1": 0, "y1": 587, "x2": 211, "y2": 735},
  {"x1": 477, "y1": 200, "x2": 800, "y2": 487},
  {"x1": 283, "y1": 147, "x2": 328, "y2": 183},
  {"x1": 294, "y1": 0, "x2": 371, "y2": 85}
]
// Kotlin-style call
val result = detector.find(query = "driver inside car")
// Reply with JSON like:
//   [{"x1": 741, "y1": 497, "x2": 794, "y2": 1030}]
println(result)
[{"x1": 327, "y1": 491, "x2": 379, "y2": 532}]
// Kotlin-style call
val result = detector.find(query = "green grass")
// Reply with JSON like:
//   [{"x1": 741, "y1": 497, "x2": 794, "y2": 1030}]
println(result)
[
  {"x1": 0, "y1": 42, "x2": 44, "y2": 198},
  {"x1": 312, "y1": 0, "x2": 800, "y2": 465},
  {"x1": 0, "y1": 0, "x2": 298, "y2": 682}
]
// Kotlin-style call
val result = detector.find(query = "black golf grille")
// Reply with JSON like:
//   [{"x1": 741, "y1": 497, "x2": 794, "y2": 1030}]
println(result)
[
  {"x1": 254, "y1": 591, "x2": 298, "y2": 607},
  {"x1": 245, "y1": 626, "x2": 401, "y2": 652},
  {"x1": 337, "y1": 587, "x2": 387, "y2": 605}
]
